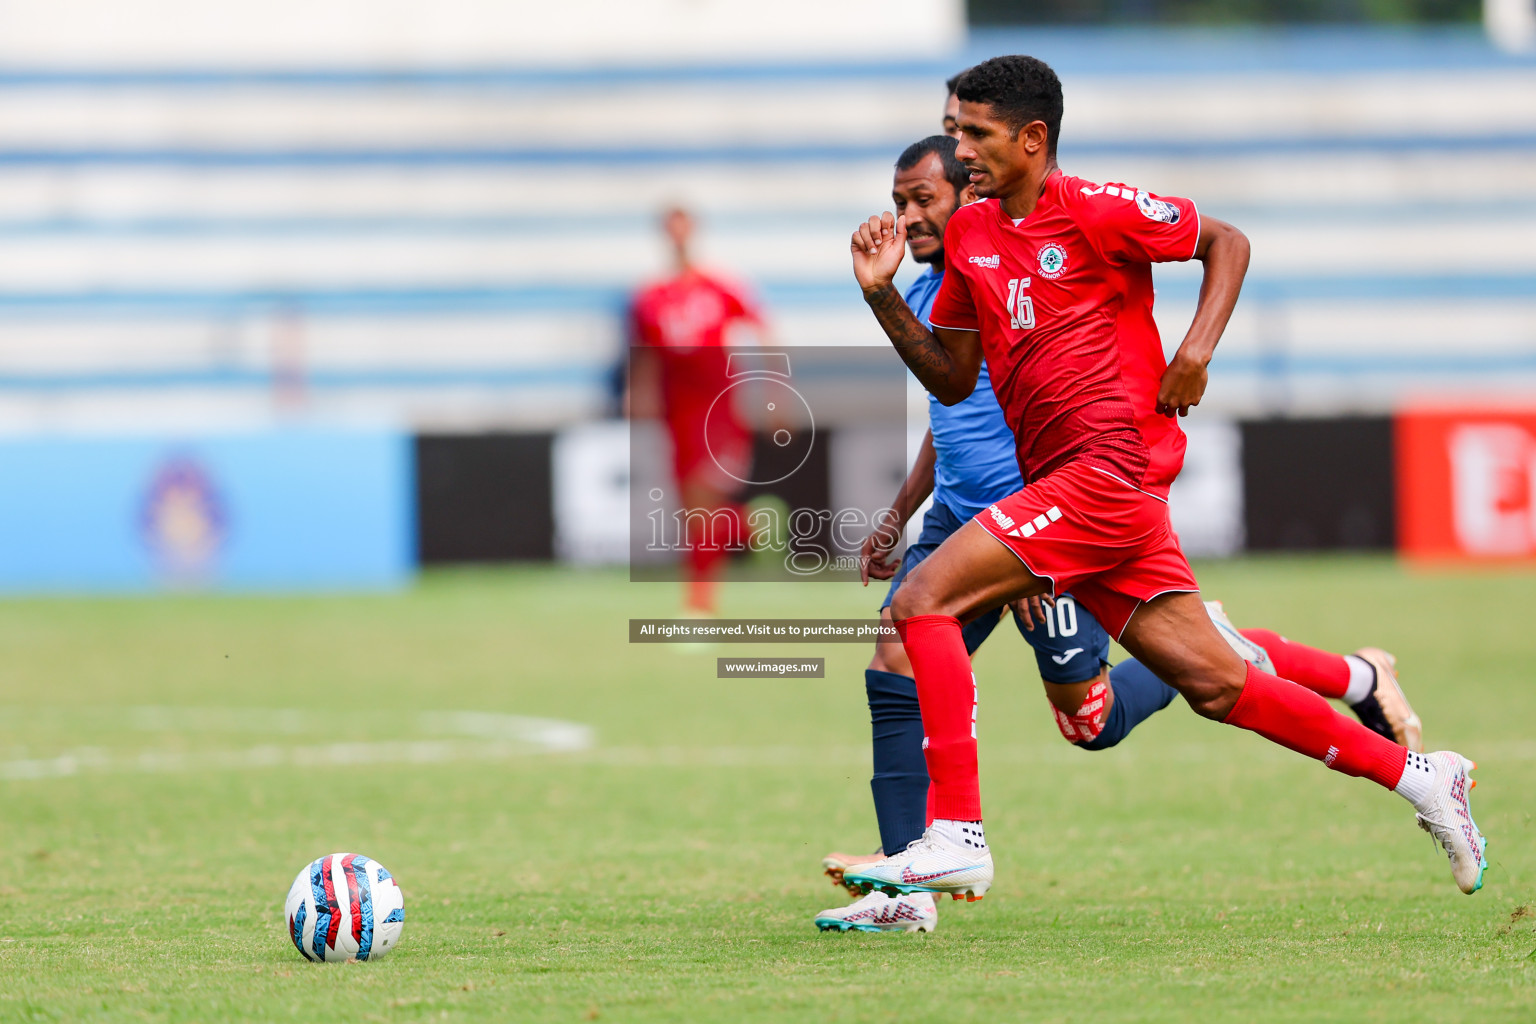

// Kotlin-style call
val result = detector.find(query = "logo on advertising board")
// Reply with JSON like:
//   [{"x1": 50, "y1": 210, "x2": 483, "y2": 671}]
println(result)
[
  {"x1": 140, "y1": 456, "x2": 227, "y2": 578},
  {"x1": 1397, "y1": 409, "x2": 1536, "y2": 559}
]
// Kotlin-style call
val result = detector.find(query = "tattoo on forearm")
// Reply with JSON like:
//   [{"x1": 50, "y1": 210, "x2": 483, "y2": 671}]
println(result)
[{"x1": 864, "y1": 285, "x2": 961, "y2": 396}]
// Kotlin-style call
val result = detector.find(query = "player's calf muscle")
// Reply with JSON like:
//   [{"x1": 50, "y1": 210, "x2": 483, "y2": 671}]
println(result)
[{"x1": 868, "y1": 607, "x2": 911, "y2": 675}]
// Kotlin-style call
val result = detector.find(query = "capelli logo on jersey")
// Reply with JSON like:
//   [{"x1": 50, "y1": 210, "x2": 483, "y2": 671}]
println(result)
[{"x1": 968, "y1": 254, "x2": 1001, "y2": 269}]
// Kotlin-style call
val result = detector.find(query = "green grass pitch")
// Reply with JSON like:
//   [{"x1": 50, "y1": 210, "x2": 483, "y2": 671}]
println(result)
[{"x1": 1, "y1": 557, "x2": 1534, "y2": 1021}]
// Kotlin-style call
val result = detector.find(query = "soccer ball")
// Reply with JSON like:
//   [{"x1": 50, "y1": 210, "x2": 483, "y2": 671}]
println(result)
[{"x1": 284, "y1": 853, "x2": 405, "y2": 962}]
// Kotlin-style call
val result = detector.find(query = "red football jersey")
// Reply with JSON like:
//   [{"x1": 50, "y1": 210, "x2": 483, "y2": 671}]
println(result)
[
  {"x1": 929, "y1": 171, "x2": 1198, "y2": 499},
  {"x1": 629, "y1": 269, "x2": 763, "y2": 424},
  {"x1": 1118, "y1": 261, "x2": 1187, "y2": 495}
]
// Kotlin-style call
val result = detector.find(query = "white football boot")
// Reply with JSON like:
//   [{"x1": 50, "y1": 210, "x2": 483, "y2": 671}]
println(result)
[
  {"x1": 1413, "y1": 751, "x2": 1488, "y2": 894},
  {"x1": 814, "y1": 890, "x2": 937, "y2": 933},
  {"x1": 844, "y1": 828, "x2": 993, "y2": 901}
]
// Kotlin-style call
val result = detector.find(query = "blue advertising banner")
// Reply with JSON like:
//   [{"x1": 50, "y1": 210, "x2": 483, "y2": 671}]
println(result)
[{"x1": 0, "y1": 428, "x2": 414, "y2": 591}]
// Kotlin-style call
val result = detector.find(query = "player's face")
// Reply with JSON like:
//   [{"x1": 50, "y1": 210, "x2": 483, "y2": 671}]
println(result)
[
  {"x1": 663, "y1": 208, "x2": 694, "y2": 250},
  {"x1": 942, "y1": 92, "x2": 961, "y2": 137},
  {"x1": 892, "y1": 153, "x2": 960, "y2": 265},
  {"x1": 953, "y1": 101, "x2": 1044, "y2": 200}
]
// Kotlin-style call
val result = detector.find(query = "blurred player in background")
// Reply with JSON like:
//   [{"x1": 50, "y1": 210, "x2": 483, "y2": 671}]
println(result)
[
  {"x1": 814, "y1": 127, "x2": 1424, "y2": 936},
  {"x1": 941, "y1": 74, "x2": 962, "y2": 137},
  {"x1": 843, "y1": 56, "x2": 1484, "y2": 907},
  {"x1": 627, "y1": 207, "x2": 767, "y2": 614}
]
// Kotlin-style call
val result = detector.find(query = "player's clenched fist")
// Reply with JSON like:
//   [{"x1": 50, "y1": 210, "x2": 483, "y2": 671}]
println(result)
[
  {"x1": 1156, "y1": 352, "x2": 1209, "y2": 418},
  {"x1": 851, "y1": 212, "x2": 907, "y2": 294}
]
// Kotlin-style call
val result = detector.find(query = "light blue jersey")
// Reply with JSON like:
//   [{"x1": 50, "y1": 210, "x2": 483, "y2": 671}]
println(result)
[{"x1": 902, "y1": 267, "x2": 1022, "y2": 519}]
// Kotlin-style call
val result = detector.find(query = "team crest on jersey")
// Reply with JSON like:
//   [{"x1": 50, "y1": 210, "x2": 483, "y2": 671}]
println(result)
[
  {"x1": 1036, "y1": 242, "x2": 1067, "y2": 279},
  {"x1": 1135, "y1": 191, "x2": 1181, "y2": 224}
]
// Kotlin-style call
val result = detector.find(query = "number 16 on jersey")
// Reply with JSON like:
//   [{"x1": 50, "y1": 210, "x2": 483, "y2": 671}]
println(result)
[{"x1": 1006, "y1": 277, "x2": 1035, "y2": 330}]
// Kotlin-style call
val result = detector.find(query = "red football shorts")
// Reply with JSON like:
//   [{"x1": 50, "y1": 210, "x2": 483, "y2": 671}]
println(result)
[
  {"x1": 665, "y1": 408, "x2": 751, "y2": 495},
  {"x1": 972, "y1": 460, "x2": 1198, "y2": 639}
]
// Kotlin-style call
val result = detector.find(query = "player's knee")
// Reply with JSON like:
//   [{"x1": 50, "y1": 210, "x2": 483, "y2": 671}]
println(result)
[
  {"x1": 1042, "y1": 685, "x2": 1093, "y2": 746},
  {"x1": 1181, "y1": 687, "x2": 1228, "y2": 720},
  {"x1": 1046, "y1": 676, "x2": 1110, "y2": 746},
  {"x1": 1044, "y1": 683, "x2": 1090, "y2": 716},
  {"x1": 1051, "y1": 715, "x2": 1098, "y2": 748},
  {"x1": 888, "y1": 580, "x2": 933, "y2": 622},
  {"x1": 1172, "y1": 664, "x2": 1244, "y2": 720}
]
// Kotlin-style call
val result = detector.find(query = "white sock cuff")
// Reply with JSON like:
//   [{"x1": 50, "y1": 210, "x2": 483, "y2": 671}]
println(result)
[
  {"x1": 1394, "y1": 750, "x2": 1437, "y2": 809},
  {"x1": 1343, "y1": 655, "x2": 1376, "y2": 705},
  {"x1": 932, "y1": 818, "x2": 988, "y2": 851}
]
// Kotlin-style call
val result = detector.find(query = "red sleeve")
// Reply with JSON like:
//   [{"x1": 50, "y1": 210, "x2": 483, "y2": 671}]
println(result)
[
  {"x1": 713, "y1": 275, "x2": 765, "y2": 327},
  {"x1": 1074, "y1": 183, "x2": 1199, "y2": 266},
  {"x1": 927, "y1": 221, "x2": 980, "y2": 331}
]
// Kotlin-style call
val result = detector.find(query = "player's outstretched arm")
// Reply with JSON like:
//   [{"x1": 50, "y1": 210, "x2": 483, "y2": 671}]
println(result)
[
  {"x1": 852, "y1": 212, "x2": 982, "y2": 405},
  {"x1": 1157, "y1": 215, "x2": 1250, "y2": 417}
]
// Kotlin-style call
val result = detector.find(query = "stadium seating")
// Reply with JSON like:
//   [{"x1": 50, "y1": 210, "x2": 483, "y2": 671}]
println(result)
[{"x1": 0, "y1": 27, "x2": 1531, "y2": 433}]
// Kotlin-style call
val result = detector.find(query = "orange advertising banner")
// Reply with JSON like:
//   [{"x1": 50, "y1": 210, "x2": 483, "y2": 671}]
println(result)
[{"x1": 1397, "y1": 407, "x2": 1536, "y2": 560}]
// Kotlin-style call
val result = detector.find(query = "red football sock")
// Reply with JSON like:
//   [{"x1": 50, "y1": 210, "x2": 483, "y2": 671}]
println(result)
[
  {"x1": 894, "y1": 614, "x2": 981, "y2": 820},
  {"x1": 1225, "y1": 663, "x2": 1406, "y2": 789},
  {"x1": 684, "y1": 577, "x2": 716, "y2": 614},
  {"x1": 681, "y1": 503, "x2": 743, "y2": 613},
  {"x1": 1239, "y1": 628, "x2": 1350, "y2": 699}
]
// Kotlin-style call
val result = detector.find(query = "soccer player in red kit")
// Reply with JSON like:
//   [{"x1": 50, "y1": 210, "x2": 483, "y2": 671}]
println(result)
[
  {"x1": 629, "y1": 207, "x2": 765, "y2": 613},
  {"x1": 933, "y1": 66, "x2": 1421, "y2": 759},
  {"x1": 842, "y1": 56, "x2": 1486, "y2": 901}
]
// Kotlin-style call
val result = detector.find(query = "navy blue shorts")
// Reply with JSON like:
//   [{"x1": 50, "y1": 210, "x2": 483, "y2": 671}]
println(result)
[{"x1": 880, "y1": 502, "x2": 1110, "y2": 684}]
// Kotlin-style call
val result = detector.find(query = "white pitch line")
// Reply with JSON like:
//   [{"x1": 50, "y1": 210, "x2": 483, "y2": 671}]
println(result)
[
  {"x1": 5, "y1": 712, "x2": 1531, "y2": 780},
  {"x1": 0, "y1": 709, "x2": 593, "y2": 781}
]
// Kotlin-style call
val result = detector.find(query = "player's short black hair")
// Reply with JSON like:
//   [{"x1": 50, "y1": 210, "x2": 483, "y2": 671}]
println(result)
[
  {"x1": 954, "y1": 55, "x2": 1063, "y2": 154},
  {"x1": 945, "y1": 72, "x2": 962, "y2": 96},
  {"x1": 895, "y1": 135, "x2": 970, "y2": 197}
]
